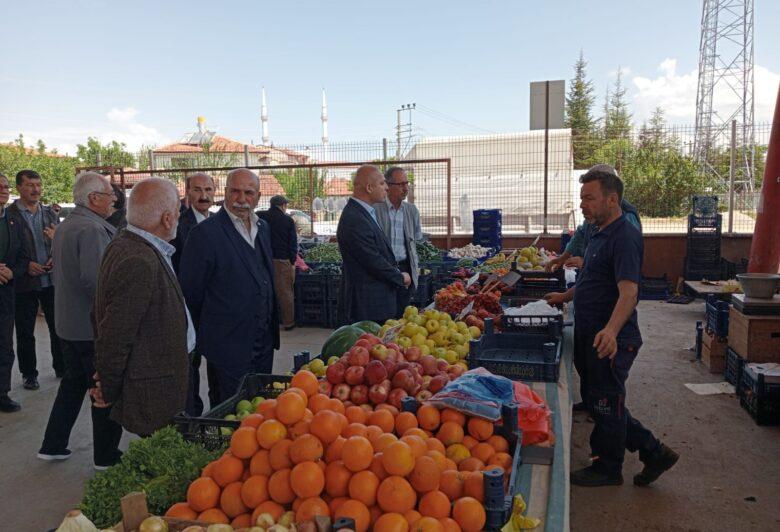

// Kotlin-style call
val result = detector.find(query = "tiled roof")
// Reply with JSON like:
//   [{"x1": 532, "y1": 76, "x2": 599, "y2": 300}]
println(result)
[
  {"x1": 324, "y1": 178, "x2": 351, "y2": 196},
  {"x1": 154, "y1": 135, "x2": 270, "y2": 154},
  {"x1": 259, "y1": 174, "x2": 285, "y2": 196}
]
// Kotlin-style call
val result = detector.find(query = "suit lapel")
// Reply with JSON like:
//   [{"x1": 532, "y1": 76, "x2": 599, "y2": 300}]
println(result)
[
  {"x1": 217, "y1": 209, "x2": 264, "y2": 288},
  {"x1": 349, "y1": 199, "x2": 395, "y2": 261}
]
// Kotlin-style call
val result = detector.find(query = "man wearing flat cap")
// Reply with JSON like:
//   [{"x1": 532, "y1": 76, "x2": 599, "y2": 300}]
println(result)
[{"x1": 259, "y1": 195, "x2": 298, "y2": 330}]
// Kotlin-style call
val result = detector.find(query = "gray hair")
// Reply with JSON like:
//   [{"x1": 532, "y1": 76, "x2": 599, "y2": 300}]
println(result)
[
  {"x1": 126, "y1": 177, "x2": 179, "y2": 228},
  {"x1": 185, "y1": 172, "x2": 215, "y2": 190},
  {"x1": 226, "y1": 168, "x2": 260, "y2": 189},
  {"x1": 0, "y1": 173, "x2": 7, "y2": 183},
  {"x1": 73, "y1": 171, "x2": 110, "y2": 207}
]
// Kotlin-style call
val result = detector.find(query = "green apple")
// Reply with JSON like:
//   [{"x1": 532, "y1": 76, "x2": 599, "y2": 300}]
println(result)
[{"x1": 236, "y1": 399, "x2": 253, "y2": 414}]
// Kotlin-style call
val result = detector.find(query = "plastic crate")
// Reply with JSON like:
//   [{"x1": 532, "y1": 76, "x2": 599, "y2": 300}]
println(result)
[
  {"x1": 738, "y1": 364, "x2": 780, "y2": 426},
  {"x1": 294, "y1": 272, "x2": 329, "y2": 303},
  {"x1": 475, "y1": 235, "x2": 502, "y2": 249},
  {"x1": 640, "y1": 275, "x2": 670, "y2": 301},
  {"x1": 688, "y1": 214, "x2": 722, "y2": 234},
  {"x1": 173, "y1": 374, "x2": 292, "y2": 450},
  {"x1": 468, "y1": 319, "x2": 562, "y2": 382},
  {"x1": 686, "y1": 236, "x2": 721, "y2": 256},
  {"x1": 473, "y1": 209, "x2": 502, "y2": 223},
  {"x1": 422, "y1": 261, "x2": 460, "y2": 275},
  {"x1": 411, "y1": 273, "x2": 433, "y2": 305},
  {"x1": 692, "y1": 195, "x2": 719, "y2": 217},
  {"x1": 684, "y1": 261, "x2": 723, "y2": 281},
  {"x1": 724, "y1": 347, "x2": 745, "y2": 388},
  {"x1": 705, "y1": 294, "x2": 730, "y2": 337},
  {"x1": 325, "y1": 273, "x2": 342, "y2": 302},
  {"x1": 296, "y1": 301, "x2": 331, "y2": 327},
  {"x1": 501, "y1": 313, "x2": 563, "y2": 338},
  {"x1": 720, "y1": 257, "x2": 748, "y2": 280}
]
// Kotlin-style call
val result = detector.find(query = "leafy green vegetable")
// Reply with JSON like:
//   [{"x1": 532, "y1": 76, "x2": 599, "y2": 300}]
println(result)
[
  {"x1": 416, "y1": 241, "x2": 442, "y2": 262},
  {"x1": 79, "y1": 427, "x2": 223, "y2": 528},
  {"x1": 305, "y1": 243, "x2": 342, "y2": 263}
]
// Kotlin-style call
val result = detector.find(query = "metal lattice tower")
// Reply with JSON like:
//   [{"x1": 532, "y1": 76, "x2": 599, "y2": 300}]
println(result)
[{"x1": 693, "y1": 0, "x2": 755, "y2": 190}]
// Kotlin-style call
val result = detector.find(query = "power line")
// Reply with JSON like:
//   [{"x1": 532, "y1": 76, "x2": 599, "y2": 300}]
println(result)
[{"x1": 415, "y1": 104, "x2": 498, "y2": 135}]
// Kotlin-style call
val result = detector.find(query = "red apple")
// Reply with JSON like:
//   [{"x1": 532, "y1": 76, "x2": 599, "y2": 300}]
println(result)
[
  {"x1": 347, "y1": 346, "x2": 370, "y2": 367},
  {"x1": 370, "y1": 344, "x2": 388, "y2": 361},
  {"x1": 415, "y1": 390, "x2": 433, "y2": 402},
  {"x1": 379, "y1": 379, "x2": 392, "y2": 392},
  {"x1": 395, "y1": 362, "x2": 411, "y2": 374},
  {"x1": 385, "y1": 348, "x2": 398, "y2": 361},
  {"x1": 360, "y1": 403, "x2": 374, "y2": 413},
  {"x1": 332, "y1": 383, "x2": 351, "y2": 401},
  {"x1": 350, "y1": 385, "x2": 369, "y2": 405},
  {"x1": 318, "y1": 380, "x2": 333, "y2": 396},
  {"x1": 326, "y1": 363, "x2": 346, "y2": 384},
  {"x1": 354, "y1": 339, "x2": 372, "y2": 350},
  {"x1": 368, "y1": 384, "x2": 389, "y2": 405},
  {"x1": 436, "y1": 359, "x2": 449, "y2": 372},
  {"x1": 387, "y1": 388, "x2": 408, "y2": 409},
  {"x1": 392, "y1": 369, "x2": 416, "y2": 393},
  {"x1": 422, "y1": 375, "x2": 432, "y2": 388},
  {"x1": 383, "y1": 359, "x2": 397, "y2": 377},
  {"x1": 387, "y1": 342, "x2": 402, "y2": 353},
  {"x1": 447, "y1": 365, "x2": 466, "y2": 379},
  {"x1": 429, "y1": 374, "x2": 448, "y2": 393},
  {"x1": 410, "y1": 362, "x2": 423, "y2": 376},
  {"x1": 419, "y1": 356, "x2": 438, "y2": 376},
  {"x1": 364, "y1": 360, "x2": 388, "y2": 385},
  {"x1": 404, "y1": 346, "x2": 422, "y2": 362},
  {"x1": 345, "y1": 366, "x2": 365, "y2": 385},
  {"x1": 359, "y1": 333, "x2": 382, "y2": 346}
]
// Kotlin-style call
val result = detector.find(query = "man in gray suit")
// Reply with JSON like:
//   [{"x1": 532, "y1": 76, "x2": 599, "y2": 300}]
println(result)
[
  {"x1": 374, "y1": 166, "x2": 423, "y2": 316},
  {"x1": 38, "y1": 172, "x2": 123, "y2": 467}
]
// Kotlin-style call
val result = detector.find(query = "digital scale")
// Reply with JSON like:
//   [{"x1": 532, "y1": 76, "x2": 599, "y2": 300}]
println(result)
[{"x1": 731, "y1": 293, "x2": 780, "y2": 315}]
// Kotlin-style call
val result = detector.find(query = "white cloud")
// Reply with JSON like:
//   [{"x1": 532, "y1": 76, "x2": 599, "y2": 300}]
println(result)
[{"x1": 630, "y1": 58, "x2": 779, "y2": 124}]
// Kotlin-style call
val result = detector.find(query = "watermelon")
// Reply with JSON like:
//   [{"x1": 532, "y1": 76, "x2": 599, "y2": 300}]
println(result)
[
  {"x1": 351, "y1": 320, "x2": 381, "y2": 335},
  {"x1": 321, "y1": 325, "x2": 364, "y2": 358}
]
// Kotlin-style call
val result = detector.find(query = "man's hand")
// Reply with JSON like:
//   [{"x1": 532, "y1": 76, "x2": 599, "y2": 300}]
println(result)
[
  {"x1": 28, "y1": 261, "x2": 46, "y2": 276},
  {"x1": 565, "y1": 256, "x2": 584, "y2": 269},
  {"x1": 90, "y1": 372, "x2": 111, "y2": 408},
  {"x1": 0, "y1": 264, "x2": 13, "y2": 284},
  {"x1": 593, "y1": 328, "x2": 618, "y2": 359},
  {"x1": 544, "y1": 256, "x2": 564, "y2": 272},
  {"x1": 43, "y1": 223, "x2": 56, "y2": 241},
  {"x1": 544, "y1": 292, "x2": 567, "y2": 306},
  {"x1": 402, "y1": 272, "x2": 412, "y2": 287}
]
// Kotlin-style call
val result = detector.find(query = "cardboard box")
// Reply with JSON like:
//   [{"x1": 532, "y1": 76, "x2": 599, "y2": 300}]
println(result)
[
  {"x1": 727, "y1": 307, "x2": 780, "y2": 362},
  {"x1": 701, "y1": 329, "x2": 727, "y2": 373}
]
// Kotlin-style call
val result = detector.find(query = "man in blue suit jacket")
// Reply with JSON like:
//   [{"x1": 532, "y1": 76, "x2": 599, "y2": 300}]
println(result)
[
  {"x1": 179, "y1": 169, "x2": 280, "y2": 403},
  {"x1": 337, "y1": 165, "x2": 410, "y2": 324}
]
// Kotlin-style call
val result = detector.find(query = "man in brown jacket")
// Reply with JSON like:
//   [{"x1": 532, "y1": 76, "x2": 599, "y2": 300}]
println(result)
[{"x1": 93, "y1": 177, "x2": 195, "y2": 436}]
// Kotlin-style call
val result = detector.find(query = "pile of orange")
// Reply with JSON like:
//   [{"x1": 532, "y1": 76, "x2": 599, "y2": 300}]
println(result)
[{"x1": 167, "y1": 369, "x2": 513, "y2": 532}]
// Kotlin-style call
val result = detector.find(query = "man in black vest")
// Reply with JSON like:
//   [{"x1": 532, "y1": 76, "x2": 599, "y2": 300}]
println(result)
[{"x1": 258, "y1": 195, "x2": 298, "y2": 331}]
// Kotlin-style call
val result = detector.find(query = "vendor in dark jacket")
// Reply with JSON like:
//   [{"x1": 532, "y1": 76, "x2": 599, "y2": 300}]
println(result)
[{"x1": 258, "y1": 195, "x2": 298, "y2": 330}]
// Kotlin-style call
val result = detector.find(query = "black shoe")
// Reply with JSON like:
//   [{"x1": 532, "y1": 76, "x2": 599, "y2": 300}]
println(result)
[
  {"x1": 23, "y1": 377, "x2": 39, "y2": 390},
  {"x1": 571, "y1": 464, "x2": 623, "y2": 487},
  {"x1": 37, "y1": 449, "x2": 72, "y2": 461},
  {"x1": 0, "y1": 394, "x2": 21, "y2": 412},
  {"x1": 573, "y1": 401, "x2": 588, "y2": 412},
  {"x1": 634, "y1": 443, "x2": 679, "y2": 487}
]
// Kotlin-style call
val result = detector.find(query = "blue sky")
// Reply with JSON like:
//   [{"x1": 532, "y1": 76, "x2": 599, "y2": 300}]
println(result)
[{"x1": 1, "y1": 0, "x2": 778, "y2": 154}]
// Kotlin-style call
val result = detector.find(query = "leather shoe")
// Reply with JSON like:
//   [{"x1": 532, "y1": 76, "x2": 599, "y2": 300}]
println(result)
[
  {"x1": 634, "y1": 443, "x2": 679, "y2": 486},
  {"x1": 23, "y1": 377, "x2": 39, "y2": 390},
  {"x1": 571, "y1": 464, "x2": 623, "y2": 487},
  {"x1": 0, "y1": 394, "x2": 21, "y2": 412}
]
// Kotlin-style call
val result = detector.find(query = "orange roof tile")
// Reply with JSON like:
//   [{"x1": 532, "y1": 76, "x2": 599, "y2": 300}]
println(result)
[
  {"x1": 154, "y1": 135, "x2": 271, "y2": 154},
  {"x1": 324, "y1": 178, "x2": 351, "y2": 196}
]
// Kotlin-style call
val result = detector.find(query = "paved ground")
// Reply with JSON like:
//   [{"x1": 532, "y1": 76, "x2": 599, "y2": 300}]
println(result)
[{"x1": 0, "y1": 304, "x2": 778, "y2": 531}]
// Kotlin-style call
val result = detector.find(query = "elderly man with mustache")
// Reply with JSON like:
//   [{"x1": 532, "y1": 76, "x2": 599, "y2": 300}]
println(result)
[{"x1": 179, "y1": 169, "x2": 280, "y2": 403}]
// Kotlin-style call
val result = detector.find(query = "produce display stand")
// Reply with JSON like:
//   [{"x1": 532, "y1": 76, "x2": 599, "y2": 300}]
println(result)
[{"x1": 683, "y1": 280, "x2": 733, "y2": 301}]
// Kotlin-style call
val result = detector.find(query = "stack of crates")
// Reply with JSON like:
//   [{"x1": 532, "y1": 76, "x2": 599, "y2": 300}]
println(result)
[
  {"x1": 684, "y1": 195, "x2": 722, "y2": 281},
  {"x1": 295, "y1": 271, "x2": 339, "y2": 327},
  {"x1": 473, "y1": 209, "x2": 502, "y2": 249}
]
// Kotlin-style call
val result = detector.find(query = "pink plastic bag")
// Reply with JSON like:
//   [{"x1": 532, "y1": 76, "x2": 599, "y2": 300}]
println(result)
[
  {"x1": 295, "y1": 254, "x2": 309, "y2": 272},
  {"x1": 512, "y1": 381, "x2": 553, "y2": 446}
]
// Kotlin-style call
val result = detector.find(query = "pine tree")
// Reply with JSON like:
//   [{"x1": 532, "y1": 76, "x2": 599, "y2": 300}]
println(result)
[
  {"x1": 565, "y1": 51, "x2": 597, "y2": 168},
  {"x1": 605, "y1": 68, "x2": 632, "y2": 138}
]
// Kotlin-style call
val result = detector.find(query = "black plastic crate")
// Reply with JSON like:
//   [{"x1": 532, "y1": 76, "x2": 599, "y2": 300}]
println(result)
[
  {"x1": 468, "y1": 319, "x2": 562, "y2": 382},
  {"x1": 295, "y1": 272, "x2": 329, "y2": 303},
  {"x1": 296, "y1": 300, "x2": 331, "y2": 327},
  {"x1": 640, "y1": 275, "x2": 670, "y2": 301},
  {"x1": 688, "y1": 214, "x2": 722, "y2": 234},
  {"x1": 692, "y1": 195, "x2": 719, "y2": 217},
  {"x1": 686, "y1": 236, "x2": 721, "y2": 255},
  {"x1": 501, "y1": 313, "x2": 563, "y2": 338},
  {"x1": 684, "y1": 261, "x2": 723, "y2": 281},
  {"x1": 725, "y1": 347, "x2": 745, "y2": 388},
  {"x1": 325, "y1": 273, "x2": 342, "y2": 302},
  {"x1": 422, "y1": 261, "x2": 460, "y2": 276},
  {"x1": 705, "y1": 294, "x2": 730, "y2": 337},
  {"x1": 173, "y1": 373, "x2": 292, "y2": 450},
  {"x1": 738, "y1": 364, "x2": 780, "y2": 426},
  {"x1": 720, "y1": 257, "x2": 748, "y2": 280},
  {"x1": 411, "y1": 273, "x2": 433, "y2": 305}
]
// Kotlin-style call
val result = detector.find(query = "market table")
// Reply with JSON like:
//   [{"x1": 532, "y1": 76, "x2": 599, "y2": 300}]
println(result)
[
  {"x1": 512, "y1": 324, "x2": 573, "y2": 532},
  {"x1": 683, "y1": 280, "x2": 731, "y2": 300}
]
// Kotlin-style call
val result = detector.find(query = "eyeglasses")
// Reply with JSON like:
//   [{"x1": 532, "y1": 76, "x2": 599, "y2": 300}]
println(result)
[{"x1": 387, "y1": 181, "x2": 410, "y2": 187}]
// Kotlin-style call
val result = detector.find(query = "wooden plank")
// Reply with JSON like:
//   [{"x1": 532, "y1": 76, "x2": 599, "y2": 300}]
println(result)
[
  {"x1": 701, "y1": 332, "x2": 726, "y2": 373},
  {"x1": 727, "y1": 307, "x2": 780, "y2": 362}
]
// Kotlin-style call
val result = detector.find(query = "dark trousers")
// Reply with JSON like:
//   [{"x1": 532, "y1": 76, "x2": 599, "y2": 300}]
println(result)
[
  {"x1": 186, "y1": 350, "x2": 221, "y2": 416},
  {"x1": 0, "y1": 284, "x2": 15, "y2": 395},
  {"x1": 212, "y1": 330, "x2": 275, "y2": 404},
  {"x1": 396, "y1": 259, "x2": 413, "y2": 317},
  {"x1": 575, "y1": 332, "x2": 660, "y2": 475},
  {"x1": 40, "y1": 340, "x2": 123, "y2": 465},
  {"x1": 15, "y1": 286, "x2": 63, "y2": 378},
  {"x1": 573, "y1": 328, "x2": 589, "y2": 404}
]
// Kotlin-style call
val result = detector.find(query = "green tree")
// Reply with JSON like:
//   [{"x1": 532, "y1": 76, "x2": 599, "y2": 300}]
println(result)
[
  {"x1": 0, "y1": 144, "x2": 77, "y2": 203},
  {"x1": 605, "y1": 68, "x2": 632, "y2": 139},
  {"x1": 638, "y1": 107, "x2": 669, "y2": 149},
  {"x1": 565, "y1": 51, "x2": 597, "y2": 168},
  {"x1": 273, "y1": 168, "x2": 325, "y2": 211},
  {"x1": 76, "y1": 137, "x2": 136, "y2": 168}
]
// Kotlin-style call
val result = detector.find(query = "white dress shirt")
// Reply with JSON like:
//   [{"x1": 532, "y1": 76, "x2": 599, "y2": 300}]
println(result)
[
  {"x1": 226, "y1": 208, "x2": 258, "y2": 248},
  {"x1": 192, "y1": 206, "x2": 207, "y2": 224}
]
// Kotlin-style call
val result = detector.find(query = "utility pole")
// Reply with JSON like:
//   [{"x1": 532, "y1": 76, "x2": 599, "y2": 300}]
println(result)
[{"x1": 396, "y1": 103, "x2": 415, "y2": 159}]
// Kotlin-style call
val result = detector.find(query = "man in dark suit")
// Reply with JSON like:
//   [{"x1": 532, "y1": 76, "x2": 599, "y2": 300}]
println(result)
[
  {"x1": 93, "y1": 177, "x2": 193, "y2": 437},
  {"x1": 171, "y1": 172, "x2": 216, "y2": 415},
  {"x1": 258, "y1": 195, "x2": 298, "y2": 331},
  {"x1": 0, "y1": 173, "x2": 30, "y2": 412},
  {"x1": 180, "y1": 168, "x2": 280, "y2": 403},
  {"x1": 337, "y1": 165, "x2": 410, "y2": 324}
]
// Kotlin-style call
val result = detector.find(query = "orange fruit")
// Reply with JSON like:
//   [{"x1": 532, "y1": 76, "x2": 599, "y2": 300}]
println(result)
[
  {"x1": 343, "y1": 422, "x2": 369, "y2": 439},
  {"x1": 329, "y1": 496, "x2": 349, "y2": 515},
  {"x1": 470, "y1": 442, "x2": 495, "y2": 464},
  {"x1": 462, "y1": 472, "x2": 483, "y2": 502},
  {"x1": 276, "y1": 392, "x2": 307, "y2": 425},
  {"x1": 382, "y1": 441, "x2": 415, "y2": 476},
  {"x1": 336, "y1": 412, "x2": 349, "y2": 432},
  {"x1": 268, "y1": 468, "x2": 296, "y2": 504},
  {"x1": 342, "y1": 436, "x2": 374, "y2": 472},
  {"x1": 404, "y1": 428, "x2": 429, "y2": 440},
  {"x1": 439, "y1": 517, "x2": 462, "y2": 532},
  {"x1": 486, "y1": 434, "x2": 509, "y2": 453},
  {"x1": 328, "y1": 398, "x2": 346, "y2": 414},
  {"x1": 365, "y1": 425, "x2": 385, "y2": 445},
  {"x1": 374, "y1": 512, "x2": 410, "y2": 532},
  {"x1": 373, "y1": 432, "x2": 399, "y2": 452},
  {"x1": 488, "y1": 452, "x2": 512, "y2": 471},
  {"x1": 187, "y1": 477, "x2": 220, "y2": 512},
  {"x1": 251, "y1": 500, "x2": 285, "y2": 523},
  {"x1": 458, "y1": 457, "x2": 485, "y2": 472},
  {"x1": 256, "y1": 398, "x2": 277, "y2": 416},
  {"x1": 249, "y1": 449, "x2": 272, "y2": 477},
  {"x1": 289, "y1": 418, "x2": 312, "y2": 439},
  {"x1": 310, "y1": 410, "x2": 342, "y2": 444},
  {"x1": 439, "y1": 470, "x2": 465, "y2": 501},
  {"x1": 441, "y1": 409, "x2": 466, "y2": 427},
  {"x1": 200, "y1": 460, "x2": 216, "y2": 478},
  {"x1": 346, "y1": 405, "x2": 368, "y2": 424},
  {"x1": 212, "y1": 454, "x2": 244, "y2": 487},
  {"x1": 369, "y1": 504, "x2": 383, "y2": 528},
  {"x1": 395, "y1": 411, "x2": 419, "y2": 435},
  {"x1": 348, "y1": 470, "x2": 380, "y2": 506},
  {"x1": 291, "y1": 369, "x2": 319, "y2": 397},
  {"x1": 296, "y1": 496, "x2": 331, "y2": 522},
  {"x1": 165, "y1": 502, "x2": 198, "y2": 520},
  {"x1": 445, "y1": 444, "x2": 470, "y2": 465},
  {"x1": 198, "y1": 507, "x2": 229, "y2": 524},
  {"x1": 419, "y1": 490, "x2": 451, "y2": 518},
  {"x1": 426, "y1": 438, "x2": 446, "y2": 454},
  {"x1": 231, "y1": 514, "x2": 253, "y2": 528},
  {"x1": 240, "y1": 413, "x2": 265, "y2": 429},
  {"x1": 466, "y1": 417, "x2": 493, "y2": 441},
  {"x1": 335, "y1": 499, "x2": 371, "y2": 532},
  {"x1": 425, "y1": 450, "x2": 447, "y2": 472},
  {"x1": 405, "y1": 509, "x2": 422, "y2": 527},
  {"x1": 308, "y1": 393, "x2": 331, "y2": 413},
  {"x1": 401, "y1": 435, "x2": 427, "y2": 458},
  {"x1": 417, "y1": 405, "x2": 441, "y2": 432},
  {"x1": 376, "y1": 404, "x2": 399, "y2": 416},
  {"x1": 220, "y1": 481, "x2": 248, "y2": 518},
  {"x1": 285, "y1": 386, "x2": 309, "y2": 403},
  {"x1": 436, "y1": 422, "x2": 465, "y2": 446},
  {"x1": 325, "y1": 460, "x2": 352, "y2": 497},
  {"x1": 325, "y1": 436, "x2": 346, "y2": 462},
  {"x1": 410, "y1": 455, "x2": 440, "y2": 493},
  {"x1": 461, "y1": 435, "x2": 478, "y2": 450},
  {"x1": 269, "y1": 438, "x2": 294, "y2": 470},
  {"x1": 411, "y1": 516, "x2": 445, "y2": 532},
  {"x1": 377, "y1": 476, "x2": 417, "y2": 514},
  {"x1": 291, "y1": 461, "x2": 325, "y2": 499},
  {"x1": 289, "y1": 433, "x2": 324, "y2": 463},
  {"x1": 256, "y1": 419, "x2": 287, "y2": 449},
  {"x1": 370, "y1": 452, "x2": 389, "y2": 481},
  {"x1": 452, "y1": 497, "x2": 486, "y2": 531},
  {"x1": 368, "y1": 409, "x2": 395, "y2": 433},
  {"x1": 240, "y1": 474, "x2": 269, "y2": 508}
]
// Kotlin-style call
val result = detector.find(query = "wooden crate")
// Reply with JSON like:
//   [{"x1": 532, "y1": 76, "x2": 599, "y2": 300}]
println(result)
[
  {"x1": 113, "y1": 492, "x2": 209, "y2": 532},
  {"x1": 701, "y1": 329, "x2": 727, "y2": 373},
  {"x1": 727, "y1": 308, "x2": 780, "y2": 362}
]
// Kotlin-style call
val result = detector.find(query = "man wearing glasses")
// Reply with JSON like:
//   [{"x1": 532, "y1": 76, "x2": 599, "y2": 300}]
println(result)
[
  {"x1": 7, "y1": 170, "x2": 62, "y2": 390},
  {"x1": 374, "y1": 166, "x2": 423, "y2": 316}
]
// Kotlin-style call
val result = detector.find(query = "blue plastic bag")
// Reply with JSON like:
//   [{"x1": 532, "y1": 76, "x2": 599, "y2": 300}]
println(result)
[{"x1": 427, "y1": 368, "x2": 516, "y2": 421}]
